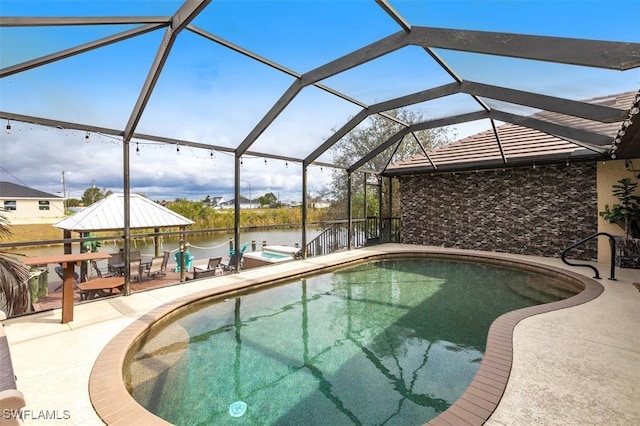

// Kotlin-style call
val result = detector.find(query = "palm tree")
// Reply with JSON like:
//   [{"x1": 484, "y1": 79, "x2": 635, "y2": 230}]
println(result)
[{"x1": 0, "y1": 209, "x2": 31, "y2": 317}]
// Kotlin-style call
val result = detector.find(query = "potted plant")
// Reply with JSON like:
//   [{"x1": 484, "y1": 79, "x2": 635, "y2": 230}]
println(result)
[{"x1": 599, "y1": 178, "x2": 640, "y2": 268}]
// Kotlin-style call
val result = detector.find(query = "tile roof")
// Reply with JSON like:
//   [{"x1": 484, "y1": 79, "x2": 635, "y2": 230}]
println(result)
[
  {"x1": 54, "y1": 193, "x2": 194, "y2": 231},
  {"x1": 0, "y1": 181, "x2": 61, "y2": 199},
  {"x1": 384, "y1": 91, "x2": 636, "y2": 176}
]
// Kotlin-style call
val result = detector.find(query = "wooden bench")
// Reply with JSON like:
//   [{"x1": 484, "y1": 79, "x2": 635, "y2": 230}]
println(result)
[
  {"x1": 77, "y1": 277, "x2": 125, "y2": 300},
  {"x1": 1, "y1": 321, "x2": 26, "y2": 424}
]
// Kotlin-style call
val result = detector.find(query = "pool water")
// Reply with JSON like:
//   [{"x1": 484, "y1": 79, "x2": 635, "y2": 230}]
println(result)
[{"x1": 125, "y1": 258, "x2": 577, "y2": 425}]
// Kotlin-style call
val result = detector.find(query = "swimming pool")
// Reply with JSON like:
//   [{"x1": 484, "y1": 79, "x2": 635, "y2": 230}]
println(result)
[{"x1": 123, "y1": 257, "x2": 580, "y2": 425}]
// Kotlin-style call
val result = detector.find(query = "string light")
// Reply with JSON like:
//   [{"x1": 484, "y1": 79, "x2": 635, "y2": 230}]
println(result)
[
  {"x1": 85, "y1": 131, "x2": 90, "y2": 142},
  {"x1": 5, "y1": 120, "x2": 11, "y2": 135},
  {"x1": 136, "y1": 143, "x2": 140, "y2": 155},
  {"x1": 176, "y1": 143, "x2": 180, "y2": 154}
]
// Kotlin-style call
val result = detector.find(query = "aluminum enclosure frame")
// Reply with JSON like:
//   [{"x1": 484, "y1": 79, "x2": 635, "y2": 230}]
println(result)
[{"x1": 1, "y1": 0, "x2": 639, "y2": 277}]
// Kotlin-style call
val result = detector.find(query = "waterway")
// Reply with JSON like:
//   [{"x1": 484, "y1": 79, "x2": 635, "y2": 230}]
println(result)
[{"x1": 9, "y1": 228, "x2": 322, "y2": 265}]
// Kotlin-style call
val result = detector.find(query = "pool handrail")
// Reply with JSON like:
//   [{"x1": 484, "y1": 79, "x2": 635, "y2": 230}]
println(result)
[{"x1": 561, "y1": 232, "x2": 616, "y2": 280}]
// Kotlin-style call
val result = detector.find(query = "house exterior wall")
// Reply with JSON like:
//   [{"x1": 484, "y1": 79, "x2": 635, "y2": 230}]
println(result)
[
  {"x1": 399, "y1": 162, "x2": 598, "y2": 260},
  {"x1": 0, "y1": 198, "x2": 65, "y2": 224},
  {"x1": 597, "y1": 159, "x2": 640, "y2": 263}
]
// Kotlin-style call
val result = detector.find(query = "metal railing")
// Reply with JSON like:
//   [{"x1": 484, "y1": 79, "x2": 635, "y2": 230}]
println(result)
[
  {"x1": 305, "y1": 217, "x2": 401, "y2": 258},
  {"x1": 561, "y1": 232, "x2": 616, "y2": 280}
]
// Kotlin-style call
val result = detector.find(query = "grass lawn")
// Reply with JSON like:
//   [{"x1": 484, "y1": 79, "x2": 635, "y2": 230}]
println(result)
[{"x1": 5, "y1": 224, "x2": 63, "y2": 243}]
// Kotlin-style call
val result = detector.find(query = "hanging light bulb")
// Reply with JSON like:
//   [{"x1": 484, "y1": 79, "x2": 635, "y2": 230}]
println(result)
[
  {"x1": 240, "y1": 157, "x2": 243, "y2": 166},
  {"x1": 5, "y1": 120, "x2": 11, "y2": 135},
  {"x1": 210, "y1": 150, "x2": 214, "y2": 159},
  {"x1": 176, "y1": 143, "x2": 180, "y2": 154},
  {"x1": 136, "y1": 143, "x2": 140, "y2": 155},
  {"x1": 285, "y1": 161, "x2": 288, "y2": 168},
  {"x1": 85, "y1": 131, "x2": 90, "y2": 142},
  {"x1": 264, "y1": 158, "x2": 267, "y2": 165}
]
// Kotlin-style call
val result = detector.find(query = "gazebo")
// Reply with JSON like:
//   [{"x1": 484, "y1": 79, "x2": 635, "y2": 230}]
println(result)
[{"x1": 54, "y1": 193, "x2": 194, "y2": 287}]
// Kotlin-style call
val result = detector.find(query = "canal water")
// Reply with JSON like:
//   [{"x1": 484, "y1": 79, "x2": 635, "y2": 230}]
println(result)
[{"x1": 10, "y1": 228, "x2": 322, "y2": 269}]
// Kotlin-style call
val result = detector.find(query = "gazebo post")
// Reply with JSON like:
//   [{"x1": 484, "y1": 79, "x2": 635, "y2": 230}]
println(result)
[
  {"x1": 63, "y1": 229, "x2": 72, "y2": 255},
  {"x1": 154, "y1": 227, "x2": 160, "y2": 257}
]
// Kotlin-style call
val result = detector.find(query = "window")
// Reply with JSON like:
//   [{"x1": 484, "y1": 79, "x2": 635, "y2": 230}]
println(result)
[
  {"x1": 4, "y1": 200, "x2": 16, "y2": 211},
  {"x1": 39, "y1": 200, "x2": 50, "y2": 211}
]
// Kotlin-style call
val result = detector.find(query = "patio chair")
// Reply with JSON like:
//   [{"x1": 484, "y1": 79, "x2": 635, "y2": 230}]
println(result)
[
  {"x1": 147, "y1": 256, "x2": 164, "y2": 279},
  {"x1": 174, "y1": 251, "x2": 194, "y2": 272},
  {"x1": 108, "y1": 251, "x2": 123, "y2": 274},
  {"x1": 90, "y1": 260, "x2": 116, "y2": 279},
  {"x1": 130, "y1": 260, "x2": 142, "y2": 283},
  {"x1": 193, "y1": 257, "x2": 222, "y2": 279},
  {"x1": 130, "y1": 250, "x2": 141, "y2": 262},
  {"x1": 229, "y1": 242, "x2": 250, "y2": 257},
  {"x1": 221, "y1": 252, "x2": 244, "y2": 273},
  {"x1": 54, "y1": 266, "x2": 80, "y2": 291},
  {"x1": 160, "y1": 250, "x2": 171, "y2": 275}
]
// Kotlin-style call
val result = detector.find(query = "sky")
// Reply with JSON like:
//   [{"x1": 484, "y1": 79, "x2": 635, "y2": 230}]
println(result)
[{"x1": 1, "y1": 0, "x2": 639, "y2": 203}]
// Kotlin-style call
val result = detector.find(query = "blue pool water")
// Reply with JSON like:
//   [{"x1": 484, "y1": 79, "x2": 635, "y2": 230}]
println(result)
[{"x1": 125, "y1": 258, "x2": 577, "y2": 425}]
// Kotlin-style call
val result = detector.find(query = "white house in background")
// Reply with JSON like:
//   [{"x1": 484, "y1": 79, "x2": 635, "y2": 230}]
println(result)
[
  {"x1": 218, "y1": 196, "x2": 257, "y2": 209},
  {"x1": 204, "y1": 196, "x2": 226, "y2": 209},
  {"x1": 0, "y1": 181, "x2": 65, "y2": 224},
  {"x1": 309, "y1": 200, "x2": 331, "y2": 209}
]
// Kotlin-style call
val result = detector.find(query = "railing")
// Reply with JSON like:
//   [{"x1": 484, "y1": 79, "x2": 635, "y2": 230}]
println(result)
[
  {"x1": 561, "y1": 232, "x2": 616, "y2": 280},
  {"x1": 305, "y1": 217, "x2": 402, "y2": 258}
]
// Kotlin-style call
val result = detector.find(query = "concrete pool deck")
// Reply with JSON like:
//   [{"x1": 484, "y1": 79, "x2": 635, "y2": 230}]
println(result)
[{"x1": 2, "y1": 244, "x2": 639, "y2": 425}]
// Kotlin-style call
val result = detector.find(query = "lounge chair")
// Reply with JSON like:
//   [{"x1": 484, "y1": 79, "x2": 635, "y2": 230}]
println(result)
[
  {"x1": 193, "y1": 257, "x2": 222, "y2": 279},
  {"x1": 147, "y1": 256, "x2": 164, "y2": 279},
  {"x1": 174, "y1": 251, "x2": 194, "y2": 272},
  {"x1": 1, "y1": 323, "x2": 26, "y2": 420},
  {"x1": 221, "y1": 252, "x2": 244, "y2": 272}
]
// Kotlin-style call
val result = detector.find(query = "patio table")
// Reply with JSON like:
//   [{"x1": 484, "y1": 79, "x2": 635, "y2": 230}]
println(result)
[{"x1": 23, "y1": 252, "x2": 112, "y2": 323}]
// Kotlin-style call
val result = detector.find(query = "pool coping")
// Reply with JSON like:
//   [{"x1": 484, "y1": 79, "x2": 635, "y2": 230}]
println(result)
[{"x1": 88, "y1": 247, "x2": 604, "y2": 425}]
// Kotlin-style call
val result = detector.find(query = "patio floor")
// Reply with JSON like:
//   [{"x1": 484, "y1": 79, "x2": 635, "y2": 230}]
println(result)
[{"x1": 2, "y1": 244, "x2": 639, "y2": 425}]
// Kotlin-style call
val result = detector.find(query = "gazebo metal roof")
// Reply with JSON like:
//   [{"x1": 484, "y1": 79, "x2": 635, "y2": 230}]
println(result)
[{"x1": 54, "y1": 193, "x2": 193, "y2": 232}]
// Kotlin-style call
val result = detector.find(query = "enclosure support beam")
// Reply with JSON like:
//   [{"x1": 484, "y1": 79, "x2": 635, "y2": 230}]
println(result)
[
  {"x1": 302, "y1": 166, "x2": 308, "y2": 259},
  {"x1": 347, "y1": 172, "x2": 353, "y2": 251}
]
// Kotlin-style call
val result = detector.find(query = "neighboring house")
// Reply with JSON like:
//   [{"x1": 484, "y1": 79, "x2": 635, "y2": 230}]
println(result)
[
  {"x1": 218, "y1": 196, "x2": 257, "y2": 209},
  {"x1": 0, "y1": 181, "x2": 65, "y2": 224},
  {"x1": 384, "y1": 91, "x2": 640, "y2": 263},
  {"x1": 309, "y1": 200, "x2": 330, "y2": 209},
  {"x1": 206, "y1": 196, "x2": 226, "y2": 209}
]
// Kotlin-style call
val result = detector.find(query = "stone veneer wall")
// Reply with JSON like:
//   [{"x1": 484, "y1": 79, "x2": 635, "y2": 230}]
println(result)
[{"x1": 399, "y1": 162, "x2": 597, "y2": 260}]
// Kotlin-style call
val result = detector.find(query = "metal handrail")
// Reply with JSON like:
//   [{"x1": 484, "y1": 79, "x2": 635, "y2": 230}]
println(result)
[{"x1": 561, "y1": 232, "x2": 616, "y2": 280}]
